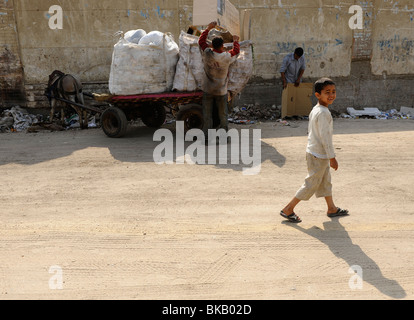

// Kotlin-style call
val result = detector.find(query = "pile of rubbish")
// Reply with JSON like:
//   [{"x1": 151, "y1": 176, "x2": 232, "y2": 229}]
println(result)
[
  {"x1": 64, "y1": 113, "x2": 99, "y2": 129},
  {"x1": 228, "y1": 104, "x2": 414, "y2": 125},
  {"x1": 0, "y1": 106, "x2": 100, "y2": 133},
  {"x1": 342, "y1": 107, "x2": 414, "y2": 120},
  {"x1": 229, "y1": 104, "x2": 281, "y2": 123},
  {"x1": 0, "y1": 106, "x2": 43, "y2": 133}
]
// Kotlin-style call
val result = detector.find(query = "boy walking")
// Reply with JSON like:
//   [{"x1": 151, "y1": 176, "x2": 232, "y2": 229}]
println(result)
[{"x1": 280, "y1": 78, "x2": 349, "y2": 223}]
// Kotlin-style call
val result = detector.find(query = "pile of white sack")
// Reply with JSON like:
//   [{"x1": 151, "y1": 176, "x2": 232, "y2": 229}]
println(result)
[
  {"x1": 109, "y1": 29, "x2": 180, "y2": 95},
  {"x1": 109, "y1": 29, "x2": 253, "y2": 96}
]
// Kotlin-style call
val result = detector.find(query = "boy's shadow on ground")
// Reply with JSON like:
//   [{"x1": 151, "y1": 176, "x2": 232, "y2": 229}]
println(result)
[{"x1": 283, "y1": 218, "x2": 406, "y2": 299}]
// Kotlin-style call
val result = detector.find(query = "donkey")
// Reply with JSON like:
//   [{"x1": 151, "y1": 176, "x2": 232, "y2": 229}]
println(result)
[{"x1": 45, "y1": 70, "x2": 88, "y2": 129}]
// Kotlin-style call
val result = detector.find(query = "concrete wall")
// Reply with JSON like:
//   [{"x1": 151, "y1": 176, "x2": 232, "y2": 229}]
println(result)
[
  {"x1": 13, "y1": 0, "x2": 194, "y2": 84},
  {"x1": 240, "y1": 0, "x2": 413, "y2": 78},
  {"x1": 1, "y1": 0, "x2": 413, "y2": 111},
  {"x1": 242, "y1": 0, "x2": 354, "y2": 80},
  {"x1": 371, "y1": 1, "x2": 414, "y2": 76},
  {"x1": 235, "y1": 0, "x2": 414, "y2": 111}
]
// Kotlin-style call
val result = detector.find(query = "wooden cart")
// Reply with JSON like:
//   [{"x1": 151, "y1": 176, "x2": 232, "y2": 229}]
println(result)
[
  {"x1": 48, "y1": 90, "x2": 222, "y2": 138},
  {"x1": 98, "y1": 91, "x2": 220, "y2": 138}
]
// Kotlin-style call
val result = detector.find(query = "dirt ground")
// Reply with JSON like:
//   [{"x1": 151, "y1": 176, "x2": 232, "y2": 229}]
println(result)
[{"x1": 0, "y1": 118, "x2": 413, "y2": 300}]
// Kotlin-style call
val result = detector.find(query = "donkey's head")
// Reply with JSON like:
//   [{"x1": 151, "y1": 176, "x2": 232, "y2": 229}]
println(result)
[{"x1": 48, "y1": 70, "x2": 65, "y2": 88}]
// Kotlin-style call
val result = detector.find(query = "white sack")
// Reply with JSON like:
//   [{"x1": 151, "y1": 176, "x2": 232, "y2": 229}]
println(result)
[
  {"x1": 109, "y1": 31, "x2": 179, "y2": 95},
  {"x1": 172, "y1": 31, "x2": 204, "y2": 92},
  {"x1": 227, "y1": 40, "x2": 254, "y2": 95}
]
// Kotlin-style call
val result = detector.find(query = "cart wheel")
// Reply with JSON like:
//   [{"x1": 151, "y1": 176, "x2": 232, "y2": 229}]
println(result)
[
  {"x1": 176, "y1": 104, "x2": 221, "y2": 132},
  {"x1": 101, "y1": 106, "x2": 128, "y2": 138},
  {"x1": 142, "y1": 103, "x2": 167, "y2": 128},
  {"x1": 176, "y1": 104, "x2": 204, "y2": 132}
]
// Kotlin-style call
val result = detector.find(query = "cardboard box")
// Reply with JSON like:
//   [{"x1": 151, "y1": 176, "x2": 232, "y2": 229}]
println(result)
[
  {"x1": 281, "y1": 83, "x2": 313, "y2": 118},
  {"x1": 193, "y1": 0, "x2": 240, "y2": 36}
]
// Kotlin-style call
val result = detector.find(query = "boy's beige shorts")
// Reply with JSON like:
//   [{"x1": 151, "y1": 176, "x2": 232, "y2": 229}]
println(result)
[{"x1": 295, "y1": 153, "x2": 333, "y2": 201}]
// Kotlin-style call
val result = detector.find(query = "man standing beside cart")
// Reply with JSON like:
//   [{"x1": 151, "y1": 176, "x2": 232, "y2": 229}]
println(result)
[{"x1": 199, "y1": 21, "x2": 240, "y2": 142}]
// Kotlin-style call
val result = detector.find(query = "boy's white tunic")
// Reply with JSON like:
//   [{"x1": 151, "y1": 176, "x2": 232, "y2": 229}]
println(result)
[
  {"x1": 306, "y1": 104, "x2": 336, "y2": 160},
  {"x1": 295, "y1": 103, "x2": 335, "y2": 200}
]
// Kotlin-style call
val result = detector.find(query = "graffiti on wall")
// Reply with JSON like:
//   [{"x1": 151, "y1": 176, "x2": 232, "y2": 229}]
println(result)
[
  {"x1": 377, "y1": 36, "x2": 414, "y2": 63},
  {"x1": 272, "y1": 40, "x2": 347, "y2": 59}
]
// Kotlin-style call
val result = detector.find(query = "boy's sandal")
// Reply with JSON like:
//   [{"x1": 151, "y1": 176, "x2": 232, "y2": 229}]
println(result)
[
  {"x1": 327, "y1": 208, "x2": 349, "y2": 218},
  {"x1": 280, "y1": 210, "x2": 302, "y2": 223}
]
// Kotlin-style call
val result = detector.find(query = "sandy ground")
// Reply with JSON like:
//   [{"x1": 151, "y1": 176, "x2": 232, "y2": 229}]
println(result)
[{"x1": 0, "y1": 118, "x2": 413, "y2": 300}]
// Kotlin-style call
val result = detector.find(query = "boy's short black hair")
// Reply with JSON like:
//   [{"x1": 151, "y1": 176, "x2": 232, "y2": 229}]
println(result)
[
  {"x1": 294, "y1": 47, "x2": 304, "y2": 57},
  {"x1": 314, "y1": 78, "x2": 336, "y2": 94},
  {"x1": 212, "y1": 37, "x2": 224, "y2": 50}
]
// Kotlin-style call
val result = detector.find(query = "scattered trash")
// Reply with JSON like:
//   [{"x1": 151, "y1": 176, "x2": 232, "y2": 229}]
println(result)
[
  {"x1": 343, "y1": 107, "x2": 414, "y2": 120},
  {"x1": 340, "y1": 113, "x2": 353, "y2": 119},
  {"x1": 276, "y1": 119, "x2": 290, "y2": 126},
  {"x1": 231, "y1": 104, "x2": 414, "y2": 122},
  {"x1": 347, "y1": 107, "x2": 382, "y2": 118},
  {"x1": 0, "y1": 114, "x2": 14, "y2": 132},
  {"x1": 377, "y1": 109, "x2": 413, "y2": 120},
  {"x1": 400, "y1": 107, "x2": 414, "y2": 117},
  {"x1": 65, "y1": 113, "x2": 80, "y2": 128},
  {"x1": 0, "y1": 106, "x2": 101, "y2": 134},
  {"x1": 229, "y1": 104, "x2": 281, "y2": 122},
  {"x1": 228, "y1": 118, "x2": 256, "y2": 125},
  {"x1": 88, "y1": 116, "x2": 98, "y2": 128},
  {"x1": 0, "y1": 106, "x2": 43, "y2": 132},
  {"x1": 65, "y1": 113, "x2": 99, "y2": 128}
]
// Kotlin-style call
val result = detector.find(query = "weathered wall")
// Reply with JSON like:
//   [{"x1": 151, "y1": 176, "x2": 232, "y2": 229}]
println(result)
[
  {"x1": 371, "y1": 1, "x2": 414, "y2": 76},
  {"x1": 238, "y1": 0, "x2": 413, "y2": 79},
  {"x1": 0, "y1": 0, "x2": 25, "y2": 106},
  {"x1": 13, "y1": 0, "x2": 193, "y2": 84},
  {"x1": 235, "y1": 0, "x2": 414, "y2": 111},
  {"x1": 239, "y1": 0, "x2": 354, "y2": 80},
  {"x1": 2, "y1": 0, "x2": 413, "y2": 111}
]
